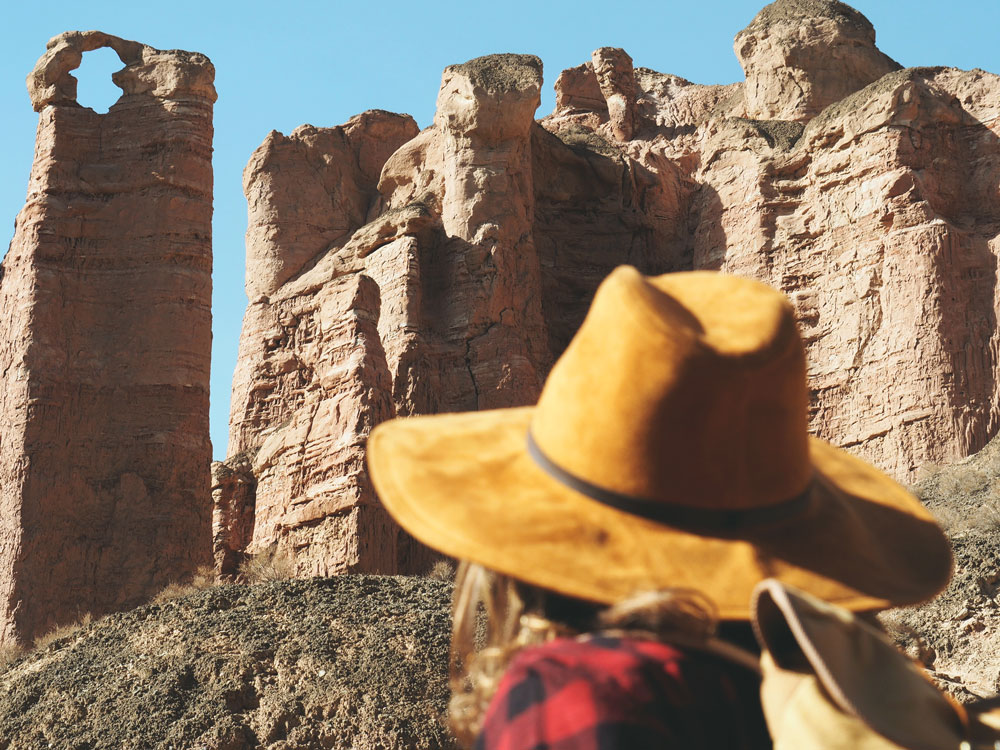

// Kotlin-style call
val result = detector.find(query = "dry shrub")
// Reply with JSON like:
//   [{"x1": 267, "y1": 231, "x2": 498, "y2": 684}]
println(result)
[
  {"x1": 33, "y1": 613, "x2": 92, "y2": 651},
  {"x1": 238, "y1": 546, "x2": 295, "y2": 584},
  {"x1": 152, "y1": 565, "x2": 219, "y2": 604},
  {"x1": 429, "y1": 559, "x2": 456, "y2": 582},
  {"x1": 0, "y1": 643, "x2": 24, "y2": 670},
  {"x1": 913, "y1": 462, "x2": 943, "y2": 484},
  {"x1": 930, "y1": 503, "x2": 966, "y2": 533},
  {"x1": 938, "y1": 466, "x2": 990, "y2": 498},
  {"x1": 931, "y1": 488, "x2": 1000, "y2": 535},
  {"x1": 969, "y1": 496, "x2": 1000, "y2": 532}
]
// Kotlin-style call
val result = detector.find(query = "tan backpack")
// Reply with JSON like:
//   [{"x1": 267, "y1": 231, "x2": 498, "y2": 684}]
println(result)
[{"x1": 750, "y1": 580, "x2": 1000, "y2": 750}]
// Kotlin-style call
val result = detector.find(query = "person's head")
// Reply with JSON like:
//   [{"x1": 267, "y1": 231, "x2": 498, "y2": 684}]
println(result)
[
  {"x1": 447, "y1": 557, "x2": 732, "y2": 742},
  {"x1": 366, "y1": 267, "x2": 952, "y2": 736}
]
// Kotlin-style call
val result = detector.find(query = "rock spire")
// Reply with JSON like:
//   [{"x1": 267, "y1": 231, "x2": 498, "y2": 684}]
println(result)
[{"x1": 0, "y1": 31, "x2": 215, "y2": 646}]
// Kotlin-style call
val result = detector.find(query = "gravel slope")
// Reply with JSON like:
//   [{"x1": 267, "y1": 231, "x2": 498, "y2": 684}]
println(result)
[
  {"x1": 1, "y1": 448, "x2": 996, "y2": 750},
  {"x1": 883, "y1": 437, "x2": 1000, "y2": 701},
  {"x1": 0, "y1": 576, "x2": 457, "y2": 750}
]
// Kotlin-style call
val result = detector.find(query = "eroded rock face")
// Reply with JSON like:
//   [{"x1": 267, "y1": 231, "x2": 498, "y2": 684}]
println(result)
[
  {"x1": 243, "y1": 112, "x2": 419, "y2": 299},
  {"x1": 0, "y1": 31, "x2": 215, "y2": 645},
  {"x1": 211, "y1": 457, "x2": 256, "y2": 576},
  {"x1": 735, "y1": 0, "x2": 900, "y2": 121},
  {"x1": 220, "y1": 50, "x2": 703, "y2": 575},
  {"x1": 222, "y1": 1, "x2": 1000, "y2": 574},
  {"x1": 233, "y1": 272, "x2": 401, "y2": 577},
  {"x1": 223, "y1": 109, "x2": 430, "y2": 576},
  {"x1": 692, "y1": 66, "x2": 1000, "y2": 476},
  {"x1": 378, "y1": 53, "x2": 551, "y2": 412},
  {"x1": 223, "y1": 56, "x2": 558, "y2": 575}
]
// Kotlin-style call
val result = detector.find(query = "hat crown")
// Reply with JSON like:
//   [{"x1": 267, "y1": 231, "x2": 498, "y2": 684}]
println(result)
[{"x1": 530, "y1": 267, "x2": 812, "y2": 513}]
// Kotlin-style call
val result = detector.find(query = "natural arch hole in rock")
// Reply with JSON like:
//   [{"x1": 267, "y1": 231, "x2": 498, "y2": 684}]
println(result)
[{"x1": 74, "y1": 47, "x2": 125, "y2": 114}]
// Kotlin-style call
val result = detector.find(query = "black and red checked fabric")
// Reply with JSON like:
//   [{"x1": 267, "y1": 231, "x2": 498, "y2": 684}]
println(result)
[{"x1": 475, "y1": 636, "x2": 771, "y2": 750}]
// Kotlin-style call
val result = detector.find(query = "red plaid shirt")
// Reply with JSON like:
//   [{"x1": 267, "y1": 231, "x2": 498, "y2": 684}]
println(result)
[{"x1": 475, "y1": 635, "x2": 771, "y2": 750}]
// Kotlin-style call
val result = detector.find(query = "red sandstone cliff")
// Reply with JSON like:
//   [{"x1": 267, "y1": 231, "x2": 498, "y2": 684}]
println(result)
[
  {"x1": 0, "y1": 31, "x2": 215, "y2": 645},
  {"x1": 219, "y1": 0, "x2": 1000, "y2": 576}
]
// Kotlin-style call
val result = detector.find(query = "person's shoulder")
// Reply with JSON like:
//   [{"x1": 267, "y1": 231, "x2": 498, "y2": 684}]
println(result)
[
  {"x1": 478, "y1": 637, "x2": 688, "y2": 749},
  {"x1": 477, "y1": 636, "x2": 769, "y2": 750}
]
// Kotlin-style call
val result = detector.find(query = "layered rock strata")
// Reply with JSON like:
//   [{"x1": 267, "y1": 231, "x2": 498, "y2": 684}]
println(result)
[
  {"x1": 219, "y1": 50, "x2": 701, "y2": 575},
  {"x1": 0, "y1": 31, "x2": 215, "y2": 645},
  {"x1": 222, "y1": 0, "x2": 1000, "y2": 573},
  {"x1": 691, "y1": 66, "x2": 1000, "y2": 477},
  {"x1": 224, "y1": 111, "x2": 420, "y2": 577}
]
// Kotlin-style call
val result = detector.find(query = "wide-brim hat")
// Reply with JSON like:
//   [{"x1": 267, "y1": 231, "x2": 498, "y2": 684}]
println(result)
[{"x1": 367, "y1": 267, "x2": 952, "y2": 619}]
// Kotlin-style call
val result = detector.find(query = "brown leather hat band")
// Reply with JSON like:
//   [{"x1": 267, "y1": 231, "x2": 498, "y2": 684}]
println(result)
[{"x1": 526, "y1": 431, "x2": 813, "y2": 532}]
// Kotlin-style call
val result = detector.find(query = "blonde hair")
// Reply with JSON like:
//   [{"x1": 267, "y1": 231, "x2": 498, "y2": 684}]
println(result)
[{"x1": 447, "y1": 561, "x2": 719, "y2": 746}]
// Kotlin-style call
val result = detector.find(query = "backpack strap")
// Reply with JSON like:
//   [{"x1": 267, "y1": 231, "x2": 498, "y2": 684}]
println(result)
[{"x1": 751, "y1": 579, "x2": 980, "y2": 750}]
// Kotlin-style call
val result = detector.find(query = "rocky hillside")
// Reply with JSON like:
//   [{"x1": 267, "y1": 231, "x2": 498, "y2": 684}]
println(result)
[
  {"x1": 0, "y1": 576, "x2": 456, "y2": 750},
  {"x1": 885, "y1": 437, "x2": 1000, "y2": 701},
  {"x1": 0, "y1": 465, "x2": 995, "y2": 748}
]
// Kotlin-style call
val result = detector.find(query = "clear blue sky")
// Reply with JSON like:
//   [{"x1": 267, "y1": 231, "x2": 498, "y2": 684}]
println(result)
[{"x1": 2, "y1": 0, "x2": 998, "y2": 460}]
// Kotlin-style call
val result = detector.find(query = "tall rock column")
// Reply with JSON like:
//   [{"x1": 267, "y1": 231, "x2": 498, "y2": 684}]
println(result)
[
  {"x1": 224, "y1": 112, "x2": 419, "y2": 577},
  {"x1": 379, "y1": 53, "x2": 550, "y2": 411},
  {"x1": 0, "y1": 31, "x2": 215, "y2": 645},
  {"x1": 591, "y1": 47, "x2": 638, "y2": 141}
]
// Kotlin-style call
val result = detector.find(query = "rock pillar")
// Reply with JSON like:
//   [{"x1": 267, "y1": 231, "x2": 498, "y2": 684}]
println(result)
[{"x1": 0, "y1": 31, "x2": 215, "y2": 645}]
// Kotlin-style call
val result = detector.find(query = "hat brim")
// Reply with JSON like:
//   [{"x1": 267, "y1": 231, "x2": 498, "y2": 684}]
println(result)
[{"x1": 367, "y1": 406, "x2": 952, "y2": 619}]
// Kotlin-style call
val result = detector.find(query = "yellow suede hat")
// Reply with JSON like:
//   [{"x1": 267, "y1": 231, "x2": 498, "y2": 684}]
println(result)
[{"x1": 367, "y1": 267, "x2": 952, "y2": 619}]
